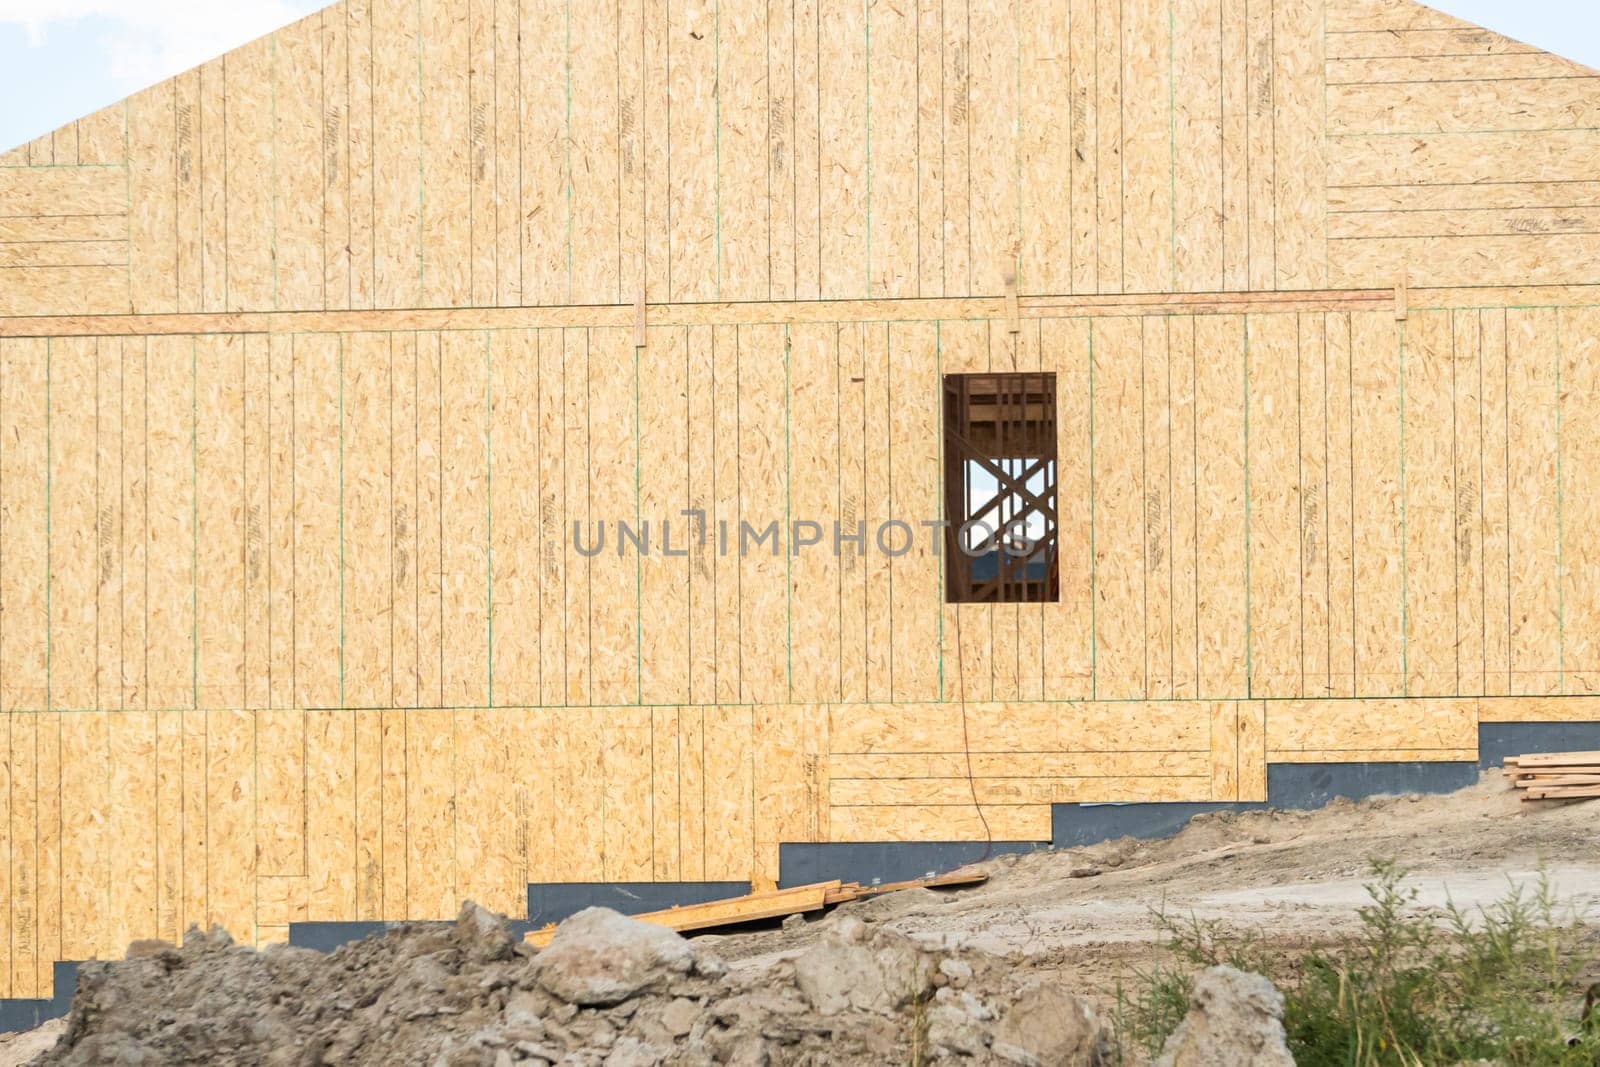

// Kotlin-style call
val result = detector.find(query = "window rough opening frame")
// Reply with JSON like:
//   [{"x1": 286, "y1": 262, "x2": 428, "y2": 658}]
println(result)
[{"x1": 942, "y1": 371, "x2": 1060, "y2": 604}]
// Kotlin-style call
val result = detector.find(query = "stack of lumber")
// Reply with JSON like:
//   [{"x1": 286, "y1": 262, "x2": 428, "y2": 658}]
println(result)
[
  {"x1": 1502, "y1": 751, "x2": 1600, "y2": 802},
  {"x1": 523, "y1": 868, "x2": 987, "y2": 948}
]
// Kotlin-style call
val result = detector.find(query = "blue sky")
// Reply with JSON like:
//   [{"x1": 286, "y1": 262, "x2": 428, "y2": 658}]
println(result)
[{"x1": 1, "y1": 0, "x2": 1596, "y2": 153}]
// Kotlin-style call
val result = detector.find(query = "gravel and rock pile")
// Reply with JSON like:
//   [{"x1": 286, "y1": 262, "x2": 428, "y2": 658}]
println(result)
[
  {"x1": 31, "y1": 902, "x2": 1129, "y2": 1066},
  {"x1": 15, "y1": 773, "x2": 1590, "y2": 1065}
]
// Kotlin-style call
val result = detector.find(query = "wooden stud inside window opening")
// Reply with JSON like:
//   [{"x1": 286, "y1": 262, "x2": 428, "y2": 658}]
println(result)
[{"x1": 942, "y1": 372, "x2": 1060, "y2": 603}]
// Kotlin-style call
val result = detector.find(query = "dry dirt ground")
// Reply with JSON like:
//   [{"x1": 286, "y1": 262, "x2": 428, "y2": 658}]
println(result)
[
  {"x1": 708, "y1": 772, "x2": 1600, "y2": 1004},
  {"x1": 0, "y1": 771, "x2": 1594, "y2": 1065}
]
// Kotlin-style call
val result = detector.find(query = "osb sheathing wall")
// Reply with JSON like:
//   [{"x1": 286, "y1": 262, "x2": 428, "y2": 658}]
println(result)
[
  {"x1": 1, "y1": 0, "x2": 1600, "y2": 998},
  {"x1": 2, "y1": 305, "x2": 1600, "y2": 993},
  {"x1": 3, "y1": 0, "x2": 1600, "y2": 318}
]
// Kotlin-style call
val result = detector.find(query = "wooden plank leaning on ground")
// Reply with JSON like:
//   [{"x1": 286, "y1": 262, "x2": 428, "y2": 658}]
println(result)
[{"x1": 522, "y1": 869, "x2": 988, "y2": 948}]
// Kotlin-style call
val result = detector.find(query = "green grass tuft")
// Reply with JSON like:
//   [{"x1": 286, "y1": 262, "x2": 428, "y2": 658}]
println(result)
[{"x1": 1117, "y1": 861, "x2": 1600, "y2": 1065}]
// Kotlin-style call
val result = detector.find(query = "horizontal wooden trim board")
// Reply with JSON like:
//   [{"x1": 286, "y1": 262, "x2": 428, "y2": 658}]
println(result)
[
  {"x1": 5, "y1": 284, "x2": 1600, "y2": 339},
  {"x1": 0, "y1": 289, "x2": 1394, "y2": 338}
]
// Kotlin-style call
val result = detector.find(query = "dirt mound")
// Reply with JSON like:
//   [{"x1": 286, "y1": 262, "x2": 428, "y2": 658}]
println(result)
[
  {"x1": 702, "y1": 772, "x2": 1600, "y2": 1010},
  {"x1": 33, "y1": 903, "x2": 1108, "y2": 1066},
  {"x1": 0, "y1": 1021, "x2": 63, "y2": 1067},
  {"x1": 15, "y1": 771, "x2": 1599, "y2": 1064}
]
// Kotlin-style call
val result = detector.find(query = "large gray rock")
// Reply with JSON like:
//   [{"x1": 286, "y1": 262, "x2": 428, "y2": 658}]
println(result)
[
  {"x1": 790, "y1": 917, "x2": 937, "y2": 1016},
  {"x1": 1154, "y1": 966, "x2": 1295, "y2": 1067},
  {"x1": 533, "y1": 908, "x2": 697, "y2": 1007},
  {"x1": 453, "y1": 900, "x2": 516, "y2": 963},
  {"x1": 926, "y1": 987, "x2": 993, "y2": 1058},
  {"x1": 657, "y1": 997, "x2": 701, "y2": 1038},
  {"x1": 604, "y1": 1035, "x2": 668, "y2": 1067},
  {"x1": 991, "y1": 982, "x2": 1110, "y2": 1066}
]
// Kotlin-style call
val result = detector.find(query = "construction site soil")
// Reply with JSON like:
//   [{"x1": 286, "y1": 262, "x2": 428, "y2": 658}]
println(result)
[{"x1": 2, "y1": 772, "x2": 1596, "y2": 1065}]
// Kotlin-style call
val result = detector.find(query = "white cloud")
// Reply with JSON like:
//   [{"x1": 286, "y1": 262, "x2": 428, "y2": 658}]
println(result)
[{"x1": 0, "y1": 1, "x2": 323, "y2": 90}]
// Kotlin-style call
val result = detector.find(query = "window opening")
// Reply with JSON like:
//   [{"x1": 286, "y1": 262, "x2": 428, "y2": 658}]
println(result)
[{"x1": 942, "y1": 372, "x2": 1059, "y2": 603}]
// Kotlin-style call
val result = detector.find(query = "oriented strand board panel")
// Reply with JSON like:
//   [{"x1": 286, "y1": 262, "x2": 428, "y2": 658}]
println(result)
[
  {"x1": 1448, "y1": 311, "x2": 1484, "y2": 696},
  {"x1": 1266, "y1": 698, "x2": 1478, "y2": 755},
  {"x1": 9, "y1": 0, "x2": 1599, "y2": 308},
  {"x1": 636, "y1": 326, "x2": 689, "y2": 705},
  {"x1": 1480, "y1": 696, "x2": 1600, "y2": 723},
  {"x1": 1247, "y1": 314, "x2": 1303, "y2": 698},
  {"x1": 740, "y1": 325, "x2": 787, "y2": 704},
  {"x1": 1505, "y1": 309, "x2": 1562, "y2": 694},
  {"x1": 1142, "y1": 321, "x2": 1173, "y2": 698},
  {"x1": 1324, "y1": 0, "x2": 1600, "y2": 288},
  {"x1": 1168, "y1": 321, "x2": 1201, "y2": 699},
  {"x1": 837, "y1": 323, "x2": 870, "y2": 704},
  {"x1": 1195, "y1": 317, "x2": 1249, "y2": 698},
  {"x1": 889, "y1": 322, "x2": 942, "y2": 702},
  {"x1": 275, "y1": 14, "x2": 326, "y2": 312},
  {"x1": 440, "y1": 331, "x2": 490, "y2": 706},
  {"x1": 683, "y1": 327, "x2": 720, "y2": 705},
  {"x1": 294, "y1": 334, "x2": 343, "y2": 709},
  {"x1": 194, "y1": 335, "x2": 247, "y2": 708},
  {"x1": 1324, "y1": 314, "x2": 1357, "y2": 696},
  {"x1": 1297, "y1": 315, "x2": 1331, "y2": 697},
  {"x1": 372, "y1": 0, "x2": 423, "y2": 310},
  {"x1": 144, "y1": 336, "x2": 196, "y2": 710},
  {"x1": 788, "y1": 323, "x2": 842, "y2": 703},
  {"x1": 829, "y1": 700, "x2": 1211, "y2": 756},
  {"x1": 342, "y1": 333, "x2": 392, "y2": 708},
  {"x1": 827, "y1": 804, "x2": 1052, "y2": 844},
  {"x1": 586, "y1": 328, "x2": 639, "y2": 706},
  {"x1": 560, "y1": 328, "x2": 591, "y2": 706},
  {"x1": 1562, "y1": 308, "x2": 1600, "y2": 692},
  {"x1": 1273, "y1": 0, "x2": 1329, "y2": 289},
  {"x1": 1091, "y1": 317, "x2": 1146, "y2": 699},
  {"x1": 1351, "y1": 313, "x2": 1404, "y2": 696},
  {"x1": 0, "y1": 166, "x2": 129, "y2": 316},
  {"x1": 1042, "y1": 317, "x2": 1094, "y2": 701},
  {"x1": 715, "y1": 2, "x2": 766, "y2": 302},
  {"x1": 816, "y1": 0, "x2": 867, "y2": 301},
  {"x1": 49, "y1": 339, "x2": 98, "y2": 711},
  {"x1": 1402, "y1": 312, "x2": 1457, "y2": 696}
]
